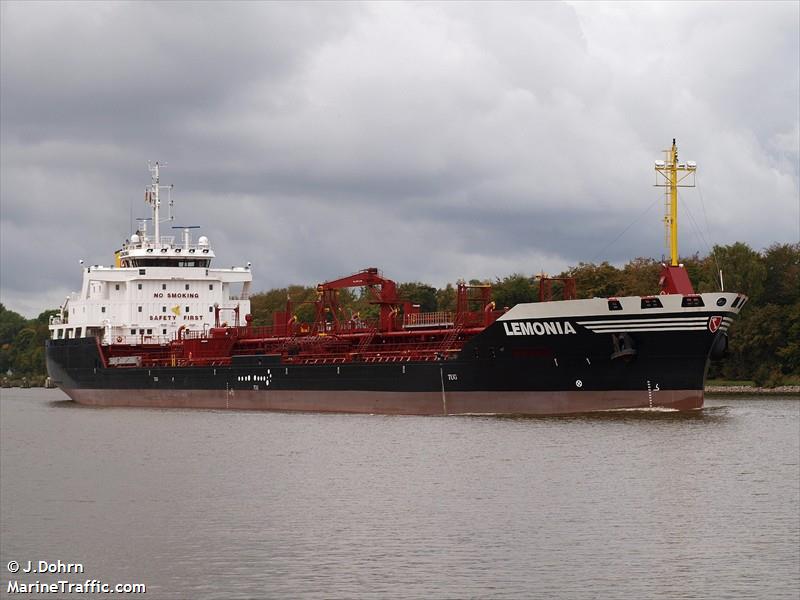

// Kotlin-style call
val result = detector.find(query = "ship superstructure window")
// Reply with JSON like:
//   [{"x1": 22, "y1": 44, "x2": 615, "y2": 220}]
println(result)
[
  {"x1": 681, "y1": 296, "x2": 705, "y2": 307},
  {"x1": 101, "y1": 306, "x2": 106, "y2": 313},
  {"x1": 185, "y1": 284, "x2": 190, "y2": 290},
  {"x1": 162, "y1": 329, "x2": 167, "y2": 335},
  {"x1": 640, "y1": 298, "x2": 663, "y2": 309},
  {"x1": 147, "y1": 329, "x2": 152, "y2": 335},
  {"x1": 139, "y1": 269, "x2": 146, "y2": 275},
  {"x1": 162, "y1": 306, "x2": 166, "y2": 313},
  {"x1": 162, "y1": 284, "x2": 167, "y2": 290},
  {"x1": 75, "y1": 328, "x2": 82, "y2": 337},
  {"x1": 131, "y1": 329, "x2": 136, "y2": 335},
  {"x1": 138, "y1": 284, "x2": 142, "y2": 290},
  {"x1": 607, "y1": 299, "x2": 623, "y2": 311},
  {"x1": 115, "y1": 284, "x2": 120, "y2": 290},
  {"x1": 127, "y1": 259, "x2": 211, "y2": 267},
  {"x1": 209, "y1": 306, "x2": 213, "y2": 313},
  {"x1": 209, "y1": 284, "x2": 213, "y2": 290},
  {"x1": 138, "y1": 306, "x2": 143, "y2": 312},
  {"x1": 185, "y1": 306, "x2": 190, "y2": 313}
]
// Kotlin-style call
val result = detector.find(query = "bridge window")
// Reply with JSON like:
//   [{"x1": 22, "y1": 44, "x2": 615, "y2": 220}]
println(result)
[{"x1": 607, "y1": 299, "x2": 623, "y2": 311}]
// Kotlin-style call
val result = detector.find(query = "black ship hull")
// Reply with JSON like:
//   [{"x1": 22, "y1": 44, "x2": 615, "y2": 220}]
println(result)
[{"x1": 46, "y1": 301, "x2": 739, "y2": 415}]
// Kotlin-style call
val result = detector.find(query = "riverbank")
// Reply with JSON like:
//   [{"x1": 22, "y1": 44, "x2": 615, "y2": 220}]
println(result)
[{"x1": 705, "y1": 385, "x2": 800, "y2": 395}]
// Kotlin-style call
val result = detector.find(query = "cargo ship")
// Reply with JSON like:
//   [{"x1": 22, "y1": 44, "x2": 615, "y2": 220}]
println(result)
[{"x1": 46, "y1": 143, "x2": 747, "y2": 414}]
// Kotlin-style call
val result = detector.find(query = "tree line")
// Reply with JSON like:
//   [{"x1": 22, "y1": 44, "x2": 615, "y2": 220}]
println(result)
[
  {"x1": 0, "y1": 306, "x2": 57, "y2": 386},
  {"x1": 2, "y1": 242, "x2": 797, "y2": 387}
]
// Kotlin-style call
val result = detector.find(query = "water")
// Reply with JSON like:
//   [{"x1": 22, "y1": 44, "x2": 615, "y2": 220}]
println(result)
[{"x1": 1, "y1": 389, "x2": 798, "y2": 599}]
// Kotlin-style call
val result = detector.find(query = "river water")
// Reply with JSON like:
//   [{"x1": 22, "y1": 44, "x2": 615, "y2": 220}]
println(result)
[{"x1": 1, "y1": 389, "x2": 798, "y2": 599}]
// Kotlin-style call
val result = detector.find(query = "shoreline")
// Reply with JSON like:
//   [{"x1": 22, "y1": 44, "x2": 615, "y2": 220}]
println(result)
[{"x1": 705, "y1": 385, "x2": 800, "y2": 395}]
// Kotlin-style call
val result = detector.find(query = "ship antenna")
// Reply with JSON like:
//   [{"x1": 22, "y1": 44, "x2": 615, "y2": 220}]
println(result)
[
  {"x1": 654, "y1": 140, "x2": 696, "y2": 266},
  {"x1": 146, "y1": 161, "x2": 174, "y2": 248}
]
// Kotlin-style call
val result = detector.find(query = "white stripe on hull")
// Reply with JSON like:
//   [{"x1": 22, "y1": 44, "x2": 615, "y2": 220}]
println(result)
[{"x1": 578, "y1": 317, "x2": 708, "y2": 325}]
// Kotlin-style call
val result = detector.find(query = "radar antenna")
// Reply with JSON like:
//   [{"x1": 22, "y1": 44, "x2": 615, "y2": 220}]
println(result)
[{"x1": 172, "y1": 225, "x2": 201, "y2": 250}]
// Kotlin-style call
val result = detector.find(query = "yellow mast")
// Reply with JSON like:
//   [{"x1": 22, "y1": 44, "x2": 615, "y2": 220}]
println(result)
[{"x1": 654, "y1": 139, "x2": 696, "y2": 266}]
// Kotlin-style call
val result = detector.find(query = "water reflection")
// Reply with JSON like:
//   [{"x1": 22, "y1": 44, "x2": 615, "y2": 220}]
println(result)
[{"x1": 3, "y1": 389, "x2": 798, "y2": 600}]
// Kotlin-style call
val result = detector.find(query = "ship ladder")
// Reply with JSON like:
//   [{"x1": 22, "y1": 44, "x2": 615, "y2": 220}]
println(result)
[
  {"x1": 437, "y1": 324, "x2": 464, "y2": 356},
  {"x1": 357, "y1": 327, "x2": 378, "y2": 352}
]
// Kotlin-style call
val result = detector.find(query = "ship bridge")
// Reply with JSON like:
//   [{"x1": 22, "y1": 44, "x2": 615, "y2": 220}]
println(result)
[
  {"x1": 49, "y1": 162, "x2": 252, "y2": 346},
  {"x1": 118, "y1": 227, "x2": 216, "y2": 268}
]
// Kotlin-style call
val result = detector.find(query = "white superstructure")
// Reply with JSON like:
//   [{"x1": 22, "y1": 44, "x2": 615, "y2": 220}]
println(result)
[{"x1": 49, "y1": 162, "x2": 252, "y2": 345}]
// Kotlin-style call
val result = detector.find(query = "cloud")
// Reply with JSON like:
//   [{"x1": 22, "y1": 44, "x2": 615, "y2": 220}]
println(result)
[{"x1": 1, "y1": 1, "x2": 798, "y2": 317}]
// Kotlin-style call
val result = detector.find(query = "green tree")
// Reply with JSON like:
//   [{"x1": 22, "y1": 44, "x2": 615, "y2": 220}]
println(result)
[
  {"x1": 0, "y1": 305, "x2": 31, "y2": 375},
  {"x1": 492, "y1": 274, "x2": 536, "y2": 309},
  {"x1": 398, "y1": 282, "x2": 438, "y2": 312},
  {"x1": 565, "y1": 262, "x2": 623, "y2": 299},
  {"x1": 712, "y1": 242, "x2": 767, "y2": 304},
  {"x1": 436, "y1": 284, "x2": 456, "y2": 313},
  {"x1": 619, "y1": 257, "x2": 661, "y2": 296},
  {"x1": 0, "y1": 304, "x2": 27, "y2": 345},
  {"x1": 763, "y1": 242, "x2": 800, "y2": 306}
]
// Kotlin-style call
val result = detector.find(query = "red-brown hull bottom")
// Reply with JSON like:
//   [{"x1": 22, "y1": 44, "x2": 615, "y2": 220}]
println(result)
[{"x1": 65, "y1": 388, "x2": 704, "y2": 415}]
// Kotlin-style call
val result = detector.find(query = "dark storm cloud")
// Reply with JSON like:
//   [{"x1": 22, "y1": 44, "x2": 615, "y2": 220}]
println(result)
[
  {"x1": 1, "y1": 1, "x2": 798, "y2": 317},
  {"x1": 1, "y1": 2, "x2": 357, "y2": 143}
]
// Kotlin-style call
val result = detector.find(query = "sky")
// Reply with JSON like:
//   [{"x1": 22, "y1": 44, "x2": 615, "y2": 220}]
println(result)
[{"x1": 1, "y1": 1, "x2": 798, "y2": 318}]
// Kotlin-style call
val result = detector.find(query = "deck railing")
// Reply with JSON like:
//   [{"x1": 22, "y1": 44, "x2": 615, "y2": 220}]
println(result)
[{"x1": 403, "y1": 311, "x2": 455, "y2": 328}]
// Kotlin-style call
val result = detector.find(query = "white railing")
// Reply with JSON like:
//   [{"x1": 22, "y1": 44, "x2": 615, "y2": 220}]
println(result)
[{"x1": 403, "y1": 311, "x2": 454, "y2": 328}]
